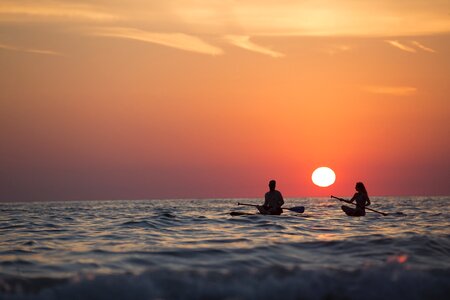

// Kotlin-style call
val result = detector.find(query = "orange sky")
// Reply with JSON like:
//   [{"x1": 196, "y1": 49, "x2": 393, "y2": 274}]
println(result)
[{"x1": 1, "y1": 1, "x2": 449, "y2": 201}]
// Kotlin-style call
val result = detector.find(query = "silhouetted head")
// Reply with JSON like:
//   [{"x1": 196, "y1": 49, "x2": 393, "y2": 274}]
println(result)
[
  {"x1": 269, "y1": 180, "x2": 276, "y2": 191},
  {"x1": 355, "y1": 182, "x2": 368, "y2": 195}
]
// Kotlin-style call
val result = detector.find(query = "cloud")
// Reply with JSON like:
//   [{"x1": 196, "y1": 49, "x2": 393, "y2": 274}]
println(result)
[
  {"x1": 0, "y1": 2, "x2": 119, "y2": 22},
  {"x1": 174, "y1": 1, "x2": 450, "y2": 37},
  {"x1": 323, "y1": 44, "x2": 353, "y2": 55},
  {"x1": 224, "y1": 35, "x2": 284, "y2": 58},
  {"x1": 90, "y1": 27, "x2": 223, "y2": 56},
  {"x1": 3, "y1": 1, "x2": 449, "y2": 37},
  {"x1": 0, "y1": 43, "x2": 65, "y2": 56},
  {"x1": 411, "y1": 41, "x2": 436, "y2": 53},
  {"x1": 363, "y1": 86, "x2": 417, "y2": 96},
  {"x1": 385, "y1": 40, "x2": 417, "y2": 53},
  {"x1": 0, "y1": 1, "x2": 448, "y2": 57},
  {"x1": 385, "y1": 40, "x2": 438, "y2": 54}
]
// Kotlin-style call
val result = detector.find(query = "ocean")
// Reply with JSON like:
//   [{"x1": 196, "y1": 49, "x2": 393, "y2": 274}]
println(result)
[{"x1": 0, "y1": 197, "x2": 449, "y2": 300}]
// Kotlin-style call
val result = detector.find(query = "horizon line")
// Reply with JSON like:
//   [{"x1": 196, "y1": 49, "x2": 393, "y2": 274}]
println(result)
[{"x1": 2, "y1": 194, "x2": 448, "y2": 204}]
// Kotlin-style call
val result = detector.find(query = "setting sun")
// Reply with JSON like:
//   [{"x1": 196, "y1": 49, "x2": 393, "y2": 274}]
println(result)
[{"x1": 312, "y1": 167, "x2": 336, "y2": 187}]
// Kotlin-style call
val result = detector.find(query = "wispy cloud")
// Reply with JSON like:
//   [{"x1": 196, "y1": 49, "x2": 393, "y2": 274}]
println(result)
[
  {"x1": 323, "y1": 44, "x2": 352, "y2": 55},
  {"x1": 385, "y1": 40, "x2": 437, "y2": 54},
  {"x1": 385, "y1": 40, "x2": 416, "y2": 53},
  {"x1": 0, "y1": 1, "x2": 448, "y2": 58},
  {"x1": 0, "y1": 2, "x2": 119, "y2": 22},
  {"x1": 1, "y1": 1, "x2": 450, "y2": 37},
  {"x1": 0, "y1": 43, "x2": 65, "y2": 56},
  {"x1": 411, "y1": 41, "x2": 436, "y2": 53},
  {"x1": 90, "y1": 27, "x2": 223, "y2": 56},
  {"x1": 224, "y1": 35, "x2": 284, "y2": 58},
  {"x1": 363, "y1": 86, "x2": 417, "y2": 96},
  {"x1": 174, "y1": 1, "x2": 450, "y2": 37}
]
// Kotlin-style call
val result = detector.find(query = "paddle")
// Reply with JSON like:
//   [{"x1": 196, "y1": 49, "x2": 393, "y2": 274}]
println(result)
[
  {"x1": 331, "y1": 195, "x2": 388, "y2": 216},
  {"x1": 237, "y1": 202, "x2": 305, "y2": 213}
]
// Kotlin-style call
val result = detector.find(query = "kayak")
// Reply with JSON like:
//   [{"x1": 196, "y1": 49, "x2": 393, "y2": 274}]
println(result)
[{"x1": 341, "y1": 205, "x2": 365, "y2": 217}]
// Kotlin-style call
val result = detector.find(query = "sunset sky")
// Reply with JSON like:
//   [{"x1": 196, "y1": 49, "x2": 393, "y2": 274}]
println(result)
[{"x1": 1, "y1": 0, "x2": 449, "y2": 201}]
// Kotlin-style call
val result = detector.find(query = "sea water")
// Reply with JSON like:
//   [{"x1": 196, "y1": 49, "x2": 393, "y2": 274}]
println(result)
[{"x1": 0, "y1": 197, "x2": 449, "y2": 300}]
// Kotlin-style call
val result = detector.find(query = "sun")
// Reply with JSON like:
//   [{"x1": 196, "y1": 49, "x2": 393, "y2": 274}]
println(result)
[{"x1": 312, "y1": 167, "x2": 336, "y2": 187}]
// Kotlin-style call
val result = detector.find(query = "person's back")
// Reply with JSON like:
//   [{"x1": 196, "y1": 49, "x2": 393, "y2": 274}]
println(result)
[
  {"x1": 264, "y1": 190, "x2": 284, "y2": 210},
  {"x1": 352, "y1": 192, "x2": 369, "y2": 215},
  {"x1": 354, "y1": 192, "x2": 369, "y2": 207}
]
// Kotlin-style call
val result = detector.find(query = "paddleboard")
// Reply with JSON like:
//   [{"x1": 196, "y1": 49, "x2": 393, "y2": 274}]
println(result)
[
  {"x1": 341, "y1": 205, "x2": 365, "y2": 217},
  {"x1": 230, "y1": 211, "x2": 255, "y2": 216}
]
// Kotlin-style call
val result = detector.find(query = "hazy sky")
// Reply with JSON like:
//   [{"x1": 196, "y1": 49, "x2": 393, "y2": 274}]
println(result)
[{"x1": 1, "y1": 0, "x2": 449, "y2": 201}]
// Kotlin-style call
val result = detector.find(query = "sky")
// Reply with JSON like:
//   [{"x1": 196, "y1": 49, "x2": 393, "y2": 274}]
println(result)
[{"x1": 0, "y1": 0, "x2": 449, "y2": 201}]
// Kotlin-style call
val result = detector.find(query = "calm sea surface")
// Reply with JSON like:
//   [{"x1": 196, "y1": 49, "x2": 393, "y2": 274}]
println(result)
[{"x1": 0, "y1": 197, "x2": 449, "y2": 299}]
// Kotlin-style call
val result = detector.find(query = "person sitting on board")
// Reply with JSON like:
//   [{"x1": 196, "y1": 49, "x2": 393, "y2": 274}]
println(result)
[
  {"x1": 342, "y1": 182, "x2": 371, "y2": 216},
  {"x1": 257, "y1": 180, "x2": 284, "y2": 215}
]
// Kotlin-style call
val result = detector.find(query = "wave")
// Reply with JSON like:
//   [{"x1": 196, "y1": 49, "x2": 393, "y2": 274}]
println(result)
[
  {"x1": 0, "y1": 259, "x2": 35, "y2": 266},
  {"x1": 1, "y1": 265, "x2": 449, "y2": 300},
  {"x1": 120, "y1": 220, "x2": 159, "y2": 229},
  {"x1": 1, "y1": 197, "x2": 448, "y2": 300}
]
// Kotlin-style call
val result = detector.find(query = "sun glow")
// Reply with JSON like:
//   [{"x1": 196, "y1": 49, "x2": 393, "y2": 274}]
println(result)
[{"x1": 312, "y1": 167, "x2": 336, "y2": 187}]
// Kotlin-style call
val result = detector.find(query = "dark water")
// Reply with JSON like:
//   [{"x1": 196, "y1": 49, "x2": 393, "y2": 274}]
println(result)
[{"x1": 0, "y1": 197, "x2": 449, "y2": 299}]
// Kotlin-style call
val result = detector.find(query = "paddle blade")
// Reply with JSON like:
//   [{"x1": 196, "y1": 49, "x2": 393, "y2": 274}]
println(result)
[{"x1": 286, "y1": 206, "x2": 305, "y2": 213}]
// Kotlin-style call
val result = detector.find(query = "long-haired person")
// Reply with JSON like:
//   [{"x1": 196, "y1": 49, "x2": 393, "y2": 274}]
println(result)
[{"x1": 342, "y1": 182, "x2": 371, "y2": 216}]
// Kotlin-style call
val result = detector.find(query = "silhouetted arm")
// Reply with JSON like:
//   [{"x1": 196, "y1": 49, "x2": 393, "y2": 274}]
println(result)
[
  {"x1": 349, "y1": 193, "x2": 358, "y2": 203},
  {"x1": 262, "y1": 193, "x2": 269, "y2": 207}
]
